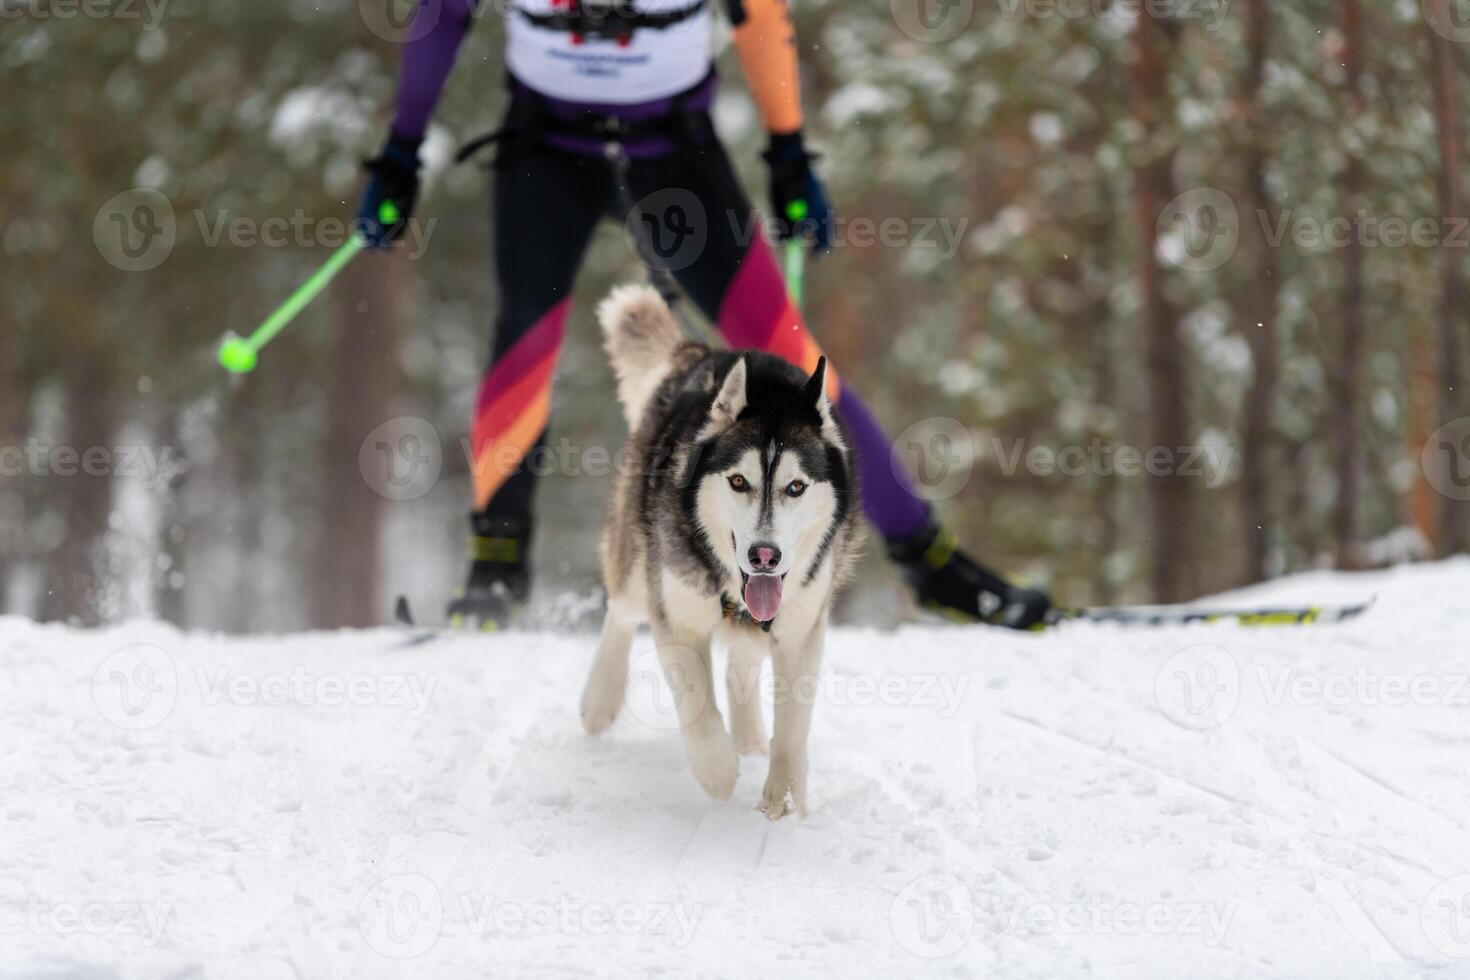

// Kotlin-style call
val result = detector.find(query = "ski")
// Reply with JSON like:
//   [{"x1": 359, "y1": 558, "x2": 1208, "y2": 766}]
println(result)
[
  {"x1": 391, "y1": 595, "x2": 446, "y2": 647},
  {"x1": 390, "y1": 594, "x2": 504, "y2": 645},
  {"x1": 1055, "y1": 596, "x2": 1375, "y2": 628}
]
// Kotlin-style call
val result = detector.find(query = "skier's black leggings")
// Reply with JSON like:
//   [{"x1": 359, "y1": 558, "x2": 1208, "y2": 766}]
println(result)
[{"x1": 469, "y1": 131, "x2": 931, "y2": 543}]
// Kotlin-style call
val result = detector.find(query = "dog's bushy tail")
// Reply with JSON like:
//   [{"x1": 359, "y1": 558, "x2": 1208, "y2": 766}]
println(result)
[{"x1": 599, "y1": 284, "x2": 686, "y2": 428}]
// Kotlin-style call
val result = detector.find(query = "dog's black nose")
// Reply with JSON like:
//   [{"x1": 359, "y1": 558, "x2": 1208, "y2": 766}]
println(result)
[{"x1": 748, "y1": 543, "x2": 781, "y2": 571}]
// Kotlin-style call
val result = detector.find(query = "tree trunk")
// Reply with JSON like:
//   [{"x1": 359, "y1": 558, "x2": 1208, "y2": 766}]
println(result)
[
  {"x1": 309, "y1": 250, "x2": 410, "y2": 628},
  {"x1": 1239, "y1": 0, "x2": 1280, "y2": 583},
  {"x1": 0, "y1": 330, "x2": 26, "y2": 610},
  {"x1": 1332, "y1": 0, "x2": 1366, "y2": 568},
  {"x1": 1131, "y1": 10, "x2": 1192, "y2": 602},
  {"x1": 40, "y1": 354, "x2": 118, "y2": 625},
  {"x1": 1427, "y1": 0, "x2": 1470, "y2": 555},
  {"x1": 154, "y1": 412, "x2": 188, "y2": 627}
]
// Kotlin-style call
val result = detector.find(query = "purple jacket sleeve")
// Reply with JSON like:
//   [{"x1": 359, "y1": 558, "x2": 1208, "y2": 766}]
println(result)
[{"x1": 389, "y1": 0, "x2": 480, "y2": 141}]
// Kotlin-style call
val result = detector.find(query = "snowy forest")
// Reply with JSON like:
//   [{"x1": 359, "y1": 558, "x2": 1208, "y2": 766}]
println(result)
[{"x1": 6, "y1": 0, "x2": 1470, "y2": 631}]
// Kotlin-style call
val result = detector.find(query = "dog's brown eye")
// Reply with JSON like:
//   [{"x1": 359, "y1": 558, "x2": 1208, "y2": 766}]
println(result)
[
  {"x1": 728, "y1": 474, "x2": 749, "y2": 492},
  {"x1": 786, "y1": 480, "x2": 807, "y2": 497}
]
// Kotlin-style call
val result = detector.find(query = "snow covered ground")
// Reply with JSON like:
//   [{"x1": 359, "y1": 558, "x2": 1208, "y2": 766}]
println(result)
[{"x1": 4, "y1": 560, "x2": 1470, "y2": 979}]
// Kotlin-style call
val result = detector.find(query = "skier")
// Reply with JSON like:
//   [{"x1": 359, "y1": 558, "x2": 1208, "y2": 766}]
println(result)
[{"x1": 356, "y1": 0, "x2": 1053, "y2": 629}]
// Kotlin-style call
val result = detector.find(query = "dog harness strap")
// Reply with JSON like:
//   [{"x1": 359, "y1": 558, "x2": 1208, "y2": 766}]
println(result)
[{"x1": 518, "y1": 0, "x2": 708, "y2": 39}]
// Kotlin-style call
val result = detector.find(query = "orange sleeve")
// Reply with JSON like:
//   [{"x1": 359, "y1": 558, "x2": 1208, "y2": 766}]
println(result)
[{"x1": 730, "y1": 0, "x2": 804, "y2": 135}]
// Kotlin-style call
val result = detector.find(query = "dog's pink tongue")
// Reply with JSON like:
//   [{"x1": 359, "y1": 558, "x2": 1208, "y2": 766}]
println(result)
[{"x1": 743, "y1": 574, "x2": 783, "y2": 622}]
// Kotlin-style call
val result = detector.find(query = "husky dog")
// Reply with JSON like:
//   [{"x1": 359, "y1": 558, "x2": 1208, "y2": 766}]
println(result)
[{"x1": 580, "y1": 285, "x2": 860, "y2": 819}]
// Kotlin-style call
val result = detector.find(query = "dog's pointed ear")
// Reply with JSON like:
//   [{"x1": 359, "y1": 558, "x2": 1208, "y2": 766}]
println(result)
[
  {"x1": 803, "y1": 356, "x2": 828, "y2": 408},
  {"x1": 804, "y1": 356, "x2": 847, "y2": 451},
  {"x1": 701, "y1": 356, "x2": 748, "y2": 437}
]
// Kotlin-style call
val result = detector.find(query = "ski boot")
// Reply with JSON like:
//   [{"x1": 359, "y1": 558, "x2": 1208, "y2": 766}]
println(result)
[
  {"x1": 888, "y1": 519, "x2": 1053, "y2": 630},
  {"x1": 446, "y1": 514, "x2": 530, "y2": 630}
]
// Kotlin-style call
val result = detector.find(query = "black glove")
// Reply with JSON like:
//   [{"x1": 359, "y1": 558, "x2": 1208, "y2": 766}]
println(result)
[
  {"x1": 356, "y1": 134, "x2": 422, "y2": 248},
  {"x1": 762, "y1": 130, "x2": 833, "y2": 255}
]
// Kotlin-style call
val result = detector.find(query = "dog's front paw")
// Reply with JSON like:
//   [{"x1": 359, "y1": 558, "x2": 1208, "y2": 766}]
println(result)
[
  {"x1": 758, "y1": 753, "x2": 807, "y2": 820},
  {"x1": 687, "y1": 729, "x2": 740, "y2": 800},
  {"x1": 579, "y1": 667, "x2": 625, "y2": 736}
]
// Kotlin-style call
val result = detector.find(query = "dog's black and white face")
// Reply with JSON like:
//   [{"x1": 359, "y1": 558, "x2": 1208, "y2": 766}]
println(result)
[{"x1": 689, "y1": 356, "x2": 850, "y2": 623}]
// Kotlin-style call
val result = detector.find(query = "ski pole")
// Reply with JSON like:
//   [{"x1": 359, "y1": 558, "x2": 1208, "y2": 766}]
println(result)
[
  {"x1": 216, "y1": 201, "x2": 401, "y2": 374},
  {"x1": 783, "y1": 199, "x2": 808, "y2": 307}
]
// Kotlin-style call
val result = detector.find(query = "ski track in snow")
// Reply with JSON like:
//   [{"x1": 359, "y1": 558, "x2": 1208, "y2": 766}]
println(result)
[{"x1": 3, "y1": 559, "x2": 1470, "y2": 978}]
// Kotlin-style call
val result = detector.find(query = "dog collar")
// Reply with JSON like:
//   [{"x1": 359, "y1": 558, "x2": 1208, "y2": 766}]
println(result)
[{"x1": 720, "y1": 592, "x2": 773, "y2": 632}]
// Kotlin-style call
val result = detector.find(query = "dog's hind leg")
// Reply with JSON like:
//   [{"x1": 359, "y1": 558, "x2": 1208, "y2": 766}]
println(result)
[
  {"x1": 722, "y1": 629, "x2": 769, "y2": 757},
  {"x1": 654, "y1": 626, "x2": 739, "y2": 801},
  {"x1": 580, "y1": 604, "x2": 637, "y2": 735}
]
